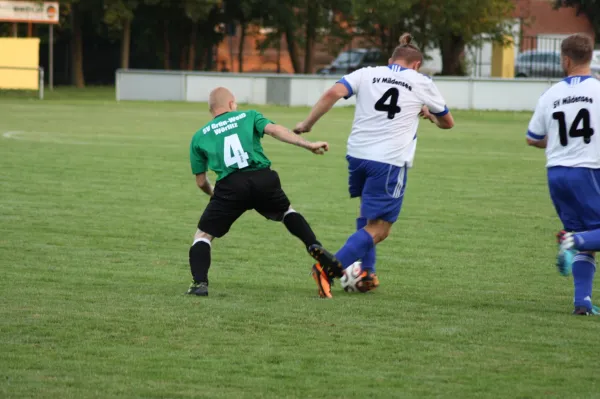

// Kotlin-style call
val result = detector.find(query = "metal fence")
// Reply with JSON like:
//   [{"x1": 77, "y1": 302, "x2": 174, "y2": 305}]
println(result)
[
  {"x1": 0, "y1": 66, "x2": 44, "y2": 99},
  {"x1": 515, "y1": 36, "x2": 564, "y2": 79}
]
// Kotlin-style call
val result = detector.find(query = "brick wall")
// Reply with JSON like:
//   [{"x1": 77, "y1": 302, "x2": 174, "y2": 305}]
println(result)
[
  {"x1": 515, "y1": 0, "x2": 594, "y2": 41},
  {"x1": 215, "y1": 26, "x2": 371, "y2": 74}
]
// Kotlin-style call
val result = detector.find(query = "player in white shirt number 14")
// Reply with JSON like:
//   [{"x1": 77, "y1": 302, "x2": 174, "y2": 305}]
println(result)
[{"x1": 527, "y1": 33, "x2": 600, "y2": 316}]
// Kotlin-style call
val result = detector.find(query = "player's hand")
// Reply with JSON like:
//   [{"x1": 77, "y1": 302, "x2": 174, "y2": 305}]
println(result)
[
  {"x1": 308, "y1": 141, "x2": 329, "y2": 155},
  {"x1": 294, "y1": 121, "x2": 312, "y2": 134},
  {"x1": 420, "y1": 106, "x2": 435, "y2": 123}
]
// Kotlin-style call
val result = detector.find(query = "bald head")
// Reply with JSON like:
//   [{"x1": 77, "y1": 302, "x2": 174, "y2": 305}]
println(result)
[{"x1": 209, "y1": 87, "x2": 237, "y2": 116}]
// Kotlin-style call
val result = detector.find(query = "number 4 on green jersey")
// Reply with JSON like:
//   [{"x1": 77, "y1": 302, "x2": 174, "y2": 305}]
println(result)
[
  {"x1": 190, "y1": 110, "x2": 273, "y2": 181},
  {"x1": 224, "y1": 134, "x2": 249, "y2": 168}
]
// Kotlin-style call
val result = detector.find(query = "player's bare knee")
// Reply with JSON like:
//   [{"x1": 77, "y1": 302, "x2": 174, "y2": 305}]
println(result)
[
  {"x1": 374, "y1": 228, "x2": 391, "y2": 243},
  {"x1": 193, "y1": 229, "x2": 214, "y2": 244},
  {"x1": 365, "y1": 221, "x2": 392, "y2": 244}
]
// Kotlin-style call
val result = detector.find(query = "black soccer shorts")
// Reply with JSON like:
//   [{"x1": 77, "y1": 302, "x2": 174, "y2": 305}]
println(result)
[{"x1": 198, "y1": 168, "x2": 291, "y2": 238}]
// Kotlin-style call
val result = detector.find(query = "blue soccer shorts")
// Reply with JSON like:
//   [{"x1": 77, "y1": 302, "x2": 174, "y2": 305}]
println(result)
[
  {"x1": 548, "y1": 166, "x2": 600, "y2": 232},
  {"x1": 346, "y1": 155, "x2": 408, "y2": 223}
]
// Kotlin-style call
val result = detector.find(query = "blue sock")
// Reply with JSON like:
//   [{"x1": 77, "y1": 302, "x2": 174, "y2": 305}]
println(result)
[
  {"x1": 335, "y1": 229, "x2": 375, "y2": 268},
  {"x1": 574, "y1": 229, "x2": 600, "y2": 251},
  {"x1": 572, "y1": 253, "x2": 595, "y2": 309},
  {"x1": 356, "y1": 217, "x2": 376, "y2": 272}
]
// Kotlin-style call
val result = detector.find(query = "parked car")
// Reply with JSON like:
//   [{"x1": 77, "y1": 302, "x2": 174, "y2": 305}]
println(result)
[
  {"x1": 318, "y1": 49, "x2": 382, "y2": 75},
  {"x1": 592, "y1": 50, "x2": 600, "y2": 79},
  {"x1": 515, "y1": 50, "x2": 563, "y2": 78},
  {"x1": 516, "y1": 49, "x2": 600, "y2": 79}
]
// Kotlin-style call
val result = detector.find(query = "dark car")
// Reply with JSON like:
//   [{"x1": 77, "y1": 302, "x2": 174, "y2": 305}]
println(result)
[{"x1": 318, "y1": 49, "x2": 382, "y2": 75}]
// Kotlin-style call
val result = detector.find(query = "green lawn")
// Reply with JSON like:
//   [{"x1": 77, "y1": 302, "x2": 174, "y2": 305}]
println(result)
[{"x1": 1, "y1": 87, "x2": 598, "y2": 399}]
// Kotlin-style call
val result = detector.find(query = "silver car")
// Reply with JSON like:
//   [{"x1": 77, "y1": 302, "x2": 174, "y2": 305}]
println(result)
[
  {"x1": 592, "y1": 50, "x2": 600, "y2": 79},
  {"x1": 515, "y1": 50, "x2": 563, "y2": 78},
  {"x1": 317, "y1": 49, "x2": 382, "y2": 75},
  {"x1": 516, "y1": 49, "x2": 600, "y2": 79}
]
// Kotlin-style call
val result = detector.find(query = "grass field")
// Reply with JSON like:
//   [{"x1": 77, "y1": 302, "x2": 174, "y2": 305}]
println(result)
[{"x1": 1, "y1": 87, "x2": 599, "y2": 399}]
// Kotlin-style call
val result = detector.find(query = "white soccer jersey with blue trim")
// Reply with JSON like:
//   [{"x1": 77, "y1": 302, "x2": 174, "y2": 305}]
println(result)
[
  {"x1": 338, "y1": 65, "x2": 448, "y2": 168},
  {"x1": 528, "y1": 76, "x2": 600, "y2": 168}
]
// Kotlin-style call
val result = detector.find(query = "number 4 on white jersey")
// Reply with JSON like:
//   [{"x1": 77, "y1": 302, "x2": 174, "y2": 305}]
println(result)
[{"x1": 224, "y1": 134, "x2": 249, "y2": 168}]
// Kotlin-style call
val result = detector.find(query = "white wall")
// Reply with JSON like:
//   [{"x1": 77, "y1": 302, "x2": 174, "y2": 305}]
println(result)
[
  {"x1": 186, "y1": 75, "x2": 267, "y2": 104},
  {"x1": 288, "y1": 77, "x2": 357, "y2": 107},
  {"x1": 116, "y1": 70, "x2": 559, "y2": 111}
]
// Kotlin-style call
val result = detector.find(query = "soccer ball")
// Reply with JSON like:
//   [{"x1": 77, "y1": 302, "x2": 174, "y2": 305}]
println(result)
[{"x1": 340, "y1": 261, "x2": 364, "y2": 292}]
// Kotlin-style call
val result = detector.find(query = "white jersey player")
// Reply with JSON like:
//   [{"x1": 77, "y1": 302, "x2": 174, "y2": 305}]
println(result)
[
  {"x1": 526, "y1": 33, "x2": 600, "y2": 315},
  {"x1": 294, "y1": 33, "x2": 455, "y2": 298}
]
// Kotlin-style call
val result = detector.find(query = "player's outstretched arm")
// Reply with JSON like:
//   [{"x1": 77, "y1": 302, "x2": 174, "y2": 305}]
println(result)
[
  {"x1": 294, "y1": 83, "x2": 349, "y2": 134},
  {"x1": 264, "y1": 123, "x2": 329, "y2": 155},
  {"x1": 195, "y1": 173, "x2": 214, "y2": 197}
]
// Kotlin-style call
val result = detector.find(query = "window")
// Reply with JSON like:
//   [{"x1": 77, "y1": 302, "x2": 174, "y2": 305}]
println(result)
[
  {"x1": 518, "y1": 53, "x2": 532, "y2": 63},
  {"x1": 364, "y1": 51, "x2": 381, "y2": 63},
  {"x1": 333, "y1": 51, "x2": 364, "y2": 66}
]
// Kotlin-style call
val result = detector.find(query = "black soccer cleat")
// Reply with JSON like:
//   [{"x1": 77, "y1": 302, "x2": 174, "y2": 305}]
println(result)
[
  {"x1": 308, "y1": 244, "x2": 344, "y2": 279},
  {"x1": 186, "y1": 281, "x2": 208, "y2": 296}
]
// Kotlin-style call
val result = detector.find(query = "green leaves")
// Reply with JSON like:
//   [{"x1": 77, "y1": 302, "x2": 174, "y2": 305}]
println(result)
[
  {"x1": 183, "y1": 0, "x2": 218, "y2": 23},
  {"x1": 351, "y1": 0, "x2": 515, "y2": 75},
  {"x1": 103, "y1": 0, "x2": 138, "y2": 28},
  {"x1": 555, "y1": 0, "x2": 600, "y2": 39}
]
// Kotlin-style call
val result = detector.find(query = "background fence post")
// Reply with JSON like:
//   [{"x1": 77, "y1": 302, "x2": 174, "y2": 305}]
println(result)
[{"x1": 39, "y1": 67, "x2": 44, "y2": 100}]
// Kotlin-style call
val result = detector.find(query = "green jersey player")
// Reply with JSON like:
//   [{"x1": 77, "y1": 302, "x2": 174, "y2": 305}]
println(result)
[{"x1": 186, "y1": 87, "x2": 342, "y2": 296}]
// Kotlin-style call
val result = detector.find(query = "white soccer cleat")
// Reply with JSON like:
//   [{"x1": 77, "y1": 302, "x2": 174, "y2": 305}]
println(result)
[
  {"x1": 559, "y1": 231, "x2": 575, "y2": 251},
  {"x1": 556, "y1": 230, "x2": 576, "y2": 276}
]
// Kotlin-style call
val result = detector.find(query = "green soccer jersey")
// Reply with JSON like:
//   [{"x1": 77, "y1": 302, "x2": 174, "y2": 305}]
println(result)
[{"x1": 190, "y1": 110, "x2": 273, "y2": 181}]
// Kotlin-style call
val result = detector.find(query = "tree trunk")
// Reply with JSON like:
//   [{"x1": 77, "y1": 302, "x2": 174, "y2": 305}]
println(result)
[
  {"x1": 205, "y1": 45, "x2": 214, "y2": 71},
  {"x1": 440, "y1": 34, "x2": 466, "y2": 76},
  {"x1": 70, "y1": 4, "x2": 85, "y2": 88},
  {"x1": 188, "y1": 22, "x2": 197, "y2": 71},
  {"x1": 121, "y1": 18, "x2": 132, "y2": 69},
  {"x1": 284, "y1": 26, "x2": 302, "y2": 73},
  {"x1": 238, "y1": 21, "x2": 246, "y2": 73},
  {"x1": 163, "y1": 20, "x2": 171, "y2": 70},
  {"x1": 180, "y1": 45, "x2": 188, "y2": 70},
  {"x1": 277, "y1": 35, "x2": 282, "y2": 73},
  {"x1": 303, "y1": 4, "x2": 318, "y2": 74}
]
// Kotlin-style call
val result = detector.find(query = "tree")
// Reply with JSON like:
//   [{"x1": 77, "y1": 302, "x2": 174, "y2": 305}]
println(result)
[
  {"x1": 259, "y1": 0, "x2": 303, "y2": 73},
  {"x1": 58, "y1": 0, "x2": 104, "y2": 87},
  {"x1": 103, "y1": 0, "x2": 139, "y2": 69},
  {"x1": 301, "y1": 0, "x2": 352, "y2": 74},
  {"x1": 554, "y1": 0, "x2": 600, "y2": 40},
  {"x1": 138, "y1": 0, "x2": 187, "y2": 70},
  {"x1": 425, "y1": 0, "x2": 515, "y2": 75},
  {"x1": 352, "y1": 0, "x2": 419, "y2": 59},
  {"x1": 257, "y1": 0, "x2": 352, "y2": 74},
  {"x1": 352, "y1": 0, "x2": 514, "y2": 76},
  {"x1": 69, "y1": 1, "x2": 85, "y2": 87},
  {"x1": 224, "y1": 0, "x2": 263, "y2": 72},
  {"x1": 183, "y1": 0, "x2": 219, "y2": 70}
]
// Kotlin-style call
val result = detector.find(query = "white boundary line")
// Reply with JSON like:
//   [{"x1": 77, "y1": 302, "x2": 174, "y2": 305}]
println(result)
[
  {"x1": 3, "y1": 131, "x2": 25, "y2": 140},
  {"x1": 2, "y1": 130, "x2": 182, "y2": 147}
]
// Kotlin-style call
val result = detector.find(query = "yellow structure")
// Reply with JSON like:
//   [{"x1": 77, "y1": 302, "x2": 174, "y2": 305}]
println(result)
[
  {"x1": 491, "y1": 36, "x2": 515, "y2": 78},
  {"x1": 0, "y1": 38, "x2": 40, "y2": 90}
]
